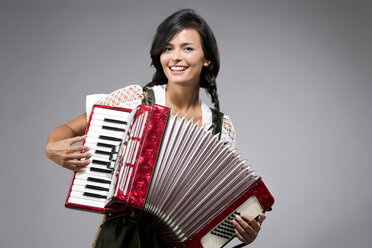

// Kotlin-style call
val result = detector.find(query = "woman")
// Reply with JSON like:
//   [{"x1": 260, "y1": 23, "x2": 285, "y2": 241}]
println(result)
[{"x1": 45, "y1": 9, "x2": 266, "y2": 247}]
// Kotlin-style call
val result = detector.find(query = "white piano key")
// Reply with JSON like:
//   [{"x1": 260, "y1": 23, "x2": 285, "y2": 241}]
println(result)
[
  {"x1": 73, "y1": 178, "x2": 110, "y2": 188},
  {"x1": 75, "y1": 173, "x2": 112, "y2": 182},
  {"x1": 76, "y1": 169, "x2": 113, "y2": 179},
  {"x1": 93, "y1": 107, "x2": 131, "y2": 119},
  {"x1": 85, "y1": 136, "x2": 121, "y2": 146},
  {"x1": 88, "y1": 126, "x2": 124, "y2": 137},
  {"x1": 87, "y1": 161, "x2": 112, "y2": 170},
  {"x1": 90, "y1": 118, "x2": 127, "y2": 130},
  {"x1": 87, "y1": 130, "x2": 123, "y2": 142},
  {"x1": 72, "y1": 185, "x2": 109, "y2": 196},
  {"x1": 88, "y1": 150, "x2": 111, "y2": 161},
  {"x1": 84, "y1": 143, "x2": 115, "y2": 153},
  {"x1": 86, "y1": 130, "x2": 122, "y2": 142},
  {"x1": 70, "y1": 191, "x2": 107, "y2": 201},
  {"x1": 67, "y1": 196, "x2": 106, "y2": 209},
  {"x1": 91, "y1": 111, "x2": 129, "y2": 121}
]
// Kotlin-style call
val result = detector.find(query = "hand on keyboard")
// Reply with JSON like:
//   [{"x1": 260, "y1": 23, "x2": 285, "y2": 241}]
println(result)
[{"x1": 45, "y1": 135, "x2": 91, "y2": 172}]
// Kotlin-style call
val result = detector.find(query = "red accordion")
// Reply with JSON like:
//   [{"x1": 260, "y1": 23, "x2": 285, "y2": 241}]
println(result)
[{"x1": 65, "y1": 104, "x2": 274, "y2": 248}]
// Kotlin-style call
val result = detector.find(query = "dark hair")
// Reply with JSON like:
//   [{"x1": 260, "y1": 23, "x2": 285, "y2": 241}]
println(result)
[{"x1": 147, "y1": 9, "x2": 221, "y2": 121}]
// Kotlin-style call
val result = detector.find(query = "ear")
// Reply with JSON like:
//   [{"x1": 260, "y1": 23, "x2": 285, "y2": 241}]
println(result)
[{"x1": 203, "y1": 60, "x2": 211, "y2": 67}]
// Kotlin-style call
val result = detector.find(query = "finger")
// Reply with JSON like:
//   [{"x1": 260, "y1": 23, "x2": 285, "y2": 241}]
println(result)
[
  {"x1": 65, "y1": 159, "x2": 91, "y2": 167},
  {"x1": 68, "y1": 135, "x2": 87, "y2": 145},
  {"x1": 235, "y1": 215, "x2": 257, "y2": 235},
  {"x1": 61, "y1": 163, "x2": 86, "y2": 172},
  {"x1": 257, "y1": 213, "x2": 266, "y2": 225},
  {"x1": 66, "y1": 152, "x2": 92, "y2": 160},
  {"x1": 234, "y1": 228, "x2": 247, "y2": 243},
  {"x1": 70, "y1": 145, "x2": 90, "y2": 153},
  {"x1": 241, "y1": 214, "x2": 261, "y2": 232},
  {"x1": 232, "y1": 219, "x2": 254, "y2": 241}
]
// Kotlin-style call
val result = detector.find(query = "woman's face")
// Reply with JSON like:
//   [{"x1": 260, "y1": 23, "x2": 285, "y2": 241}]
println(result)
[{"x1": 160, "y1": 28, "x2": 210, "y2": 87}]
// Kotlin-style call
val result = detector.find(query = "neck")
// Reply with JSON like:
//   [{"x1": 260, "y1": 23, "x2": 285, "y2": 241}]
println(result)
[{"x1": 165, "y1": 83, "x2": 202, "y2": 120}]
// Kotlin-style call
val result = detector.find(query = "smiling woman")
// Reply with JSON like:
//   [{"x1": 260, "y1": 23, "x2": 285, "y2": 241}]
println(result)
[
  {"x1": 160, "y1": 28, "x2": 211, "y2": 121},
  {"x1": 45, "y1": 8, "x2": 265, "y2": 248},
  {"x1": 160, "y1": 29, "x2": 210, "y2": 88}
]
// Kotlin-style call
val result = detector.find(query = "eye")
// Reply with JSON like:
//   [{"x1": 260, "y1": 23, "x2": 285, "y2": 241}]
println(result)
[
  {"x1": 163, "y1": 46, "x2": 172, "y2": 52},
  {"x1": 184, "y1": 47, "x2": 194, "y2": 51}
]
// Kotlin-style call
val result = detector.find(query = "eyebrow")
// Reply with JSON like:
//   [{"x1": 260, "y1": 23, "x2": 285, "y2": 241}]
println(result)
[{"x1": 165, "y1": 42, "x2": 195, "y2": 46}]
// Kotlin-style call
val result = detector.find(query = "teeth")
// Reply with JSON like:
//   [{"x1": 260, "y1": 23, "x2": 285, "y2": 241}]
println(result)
[{"x1": 170, "y1": 66, "x2": 187, "y2": 71}]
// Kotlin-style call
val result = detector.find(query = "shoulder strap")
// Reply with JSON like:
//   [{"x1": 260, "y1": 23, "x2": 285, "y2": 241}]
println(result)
[
  {"x1": 210, "y1": 108, "x2": 224, "y2": 140},
  {"x1": 141, "y1": 85, "x2": 156, "y2": 105}
]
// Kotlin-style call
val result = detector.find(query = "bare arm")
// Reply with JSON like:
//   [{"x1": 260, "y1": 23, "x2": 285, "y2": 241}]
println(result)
[{"x1": 45, "y1": 113, "x2": 92, "y2": 172}]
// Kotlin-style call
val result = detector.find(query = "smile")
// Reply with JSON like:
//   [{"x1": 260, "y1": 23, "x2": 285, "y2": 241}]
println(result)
[{"x1": 170, "y1": 66, "x2": 188, "y2": 71}]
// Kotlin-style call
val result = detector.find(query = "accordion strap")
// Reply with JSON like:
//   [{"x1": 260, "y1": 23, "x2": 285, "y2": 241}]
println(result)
[
  {"x1": 142, "y1": 85, "x2": 224, "y2": 139},
  {"x1": 141, "y1": 85, "x2": 155, "y2": 105}
]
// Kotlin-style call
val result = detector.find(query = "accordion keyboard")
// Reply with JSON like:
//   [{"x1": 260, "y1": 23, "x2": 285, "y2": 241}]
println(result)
[{"x1": 67, "y1": 107, "x2": 131, "y2": 209}]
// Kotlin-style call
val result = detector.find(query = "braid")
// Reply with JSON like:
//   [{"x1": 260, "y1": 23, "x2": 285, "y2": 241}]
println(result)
[{"x1": 205, "y1": 83, "x2": 220, "y2": 124}]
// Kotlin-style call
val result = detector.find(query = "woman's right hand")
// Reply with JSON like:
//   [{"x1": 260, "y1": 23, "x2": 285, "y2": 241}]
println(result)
[{"x1": 45, "y1": 135, "x2": 92, "y2": 172}]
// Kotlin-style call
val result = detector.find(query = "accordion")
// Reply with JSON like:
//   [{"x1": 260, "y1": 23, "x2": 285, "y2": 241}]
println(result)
[{"x1": 66, "y1": 104, "x2": 274, "y2": 248}]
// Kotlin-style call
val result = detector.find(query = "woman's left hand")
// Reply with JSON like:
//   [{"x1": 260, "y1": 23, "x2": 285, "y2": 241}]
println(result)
[{"x1": 232, "y1": 213, "x2": 266, "y2": 245}]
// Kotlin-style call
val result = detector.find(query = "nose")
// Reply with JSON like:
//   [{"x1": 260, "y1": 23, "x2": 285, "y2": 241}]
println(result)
[{"x1": 171, "y1": 48, "x2": 182, "y2": 62}]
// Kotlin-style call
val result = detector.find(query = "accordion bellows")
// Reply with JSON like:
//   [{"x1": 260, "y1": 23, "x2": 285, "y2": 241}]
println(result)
[{"x1": 66, "y1": 104, "x2": 274, "y2": 248}]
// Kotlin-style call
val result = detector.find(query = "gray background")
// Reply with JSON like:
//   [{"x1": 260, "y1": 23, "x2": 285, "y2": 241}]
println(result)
[{"x1": 1, "y1": 0, "x2": 371, "y2": 247}]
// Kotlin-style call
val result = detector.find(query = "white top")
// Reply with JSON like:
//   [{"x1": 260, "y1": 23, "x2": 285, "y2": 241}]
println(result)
[{"x1": 86, "y1": 84, "x2": 236, "y2": 147}]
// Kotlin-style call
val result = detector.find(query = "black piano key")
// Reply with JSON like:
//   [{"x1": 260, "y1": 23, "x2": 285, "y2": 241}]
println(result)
[
  {"x1": 87, "y1": 177, "x2": 111, "y2": 184},
  {"x1": 92, "y1": 159, "x2": 111, "y2": 166},
  {"x1": 95, "y1": 150, "x2": 115, "y2": 156},
  {"x1": 99, "y1": 135, "x2": 122, "y2": 142},
  {"x1": 102, "y1": 125, "x2": 125, "y2": 132},
  {"x1": 83, "y1": 192, "x2": 107, "y2": 199},
  {"x1": 90, "y1": 167, "x2": 113, "y2": 174},
  {"x1": 97, "y1": 142, "x2": 116, "y2": 149},
  {"x1": 103, "y1": 118, "x2": 127, "y2": 125},
  {"x1": 85, "y1": 184, "x2": 109, "y2": 192}
]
